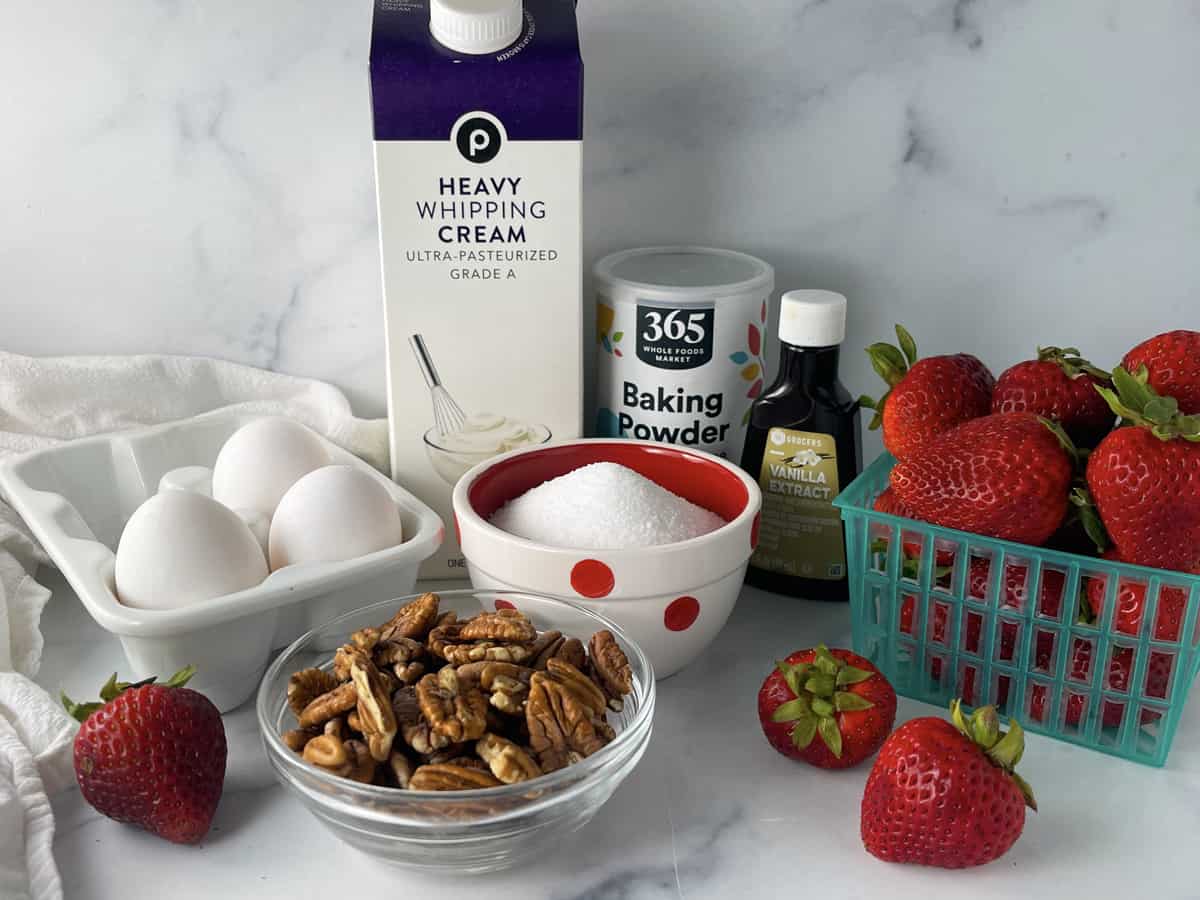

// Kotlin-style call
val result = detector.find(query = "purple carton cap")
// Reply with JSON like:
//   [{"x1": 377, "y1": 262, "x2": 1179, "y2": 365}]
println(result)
[{"x1": 369, "y1": 0, "x2": 583, "y2": 142}]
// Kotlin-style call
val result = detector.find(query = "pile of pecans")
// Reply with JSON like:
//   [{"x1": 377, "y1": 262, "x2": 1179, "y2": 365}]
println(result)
[{"x1": 282, "y1": 593, "x2": 634, "y2": 791}]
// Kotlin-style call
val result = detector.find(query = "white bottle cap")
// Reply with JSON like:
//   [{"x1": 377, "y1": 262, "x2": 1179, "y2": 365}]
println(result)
[
  {"x1": 430, "y1": 0, "x2": 523, "y2": 54},
  {"x1": 778, "y1": 289, "x2": 847, "y2": 347}
]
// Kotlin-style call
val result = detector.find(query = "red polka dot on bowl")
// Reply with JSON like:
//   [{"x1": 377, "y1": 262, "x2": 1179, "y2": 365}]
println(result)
[
  {"x1": 664, "y1": 596, "x2": 700, "y2": 632},
  {"x1": 570, "y1": 559, "x2": 614, "y2": 599}
]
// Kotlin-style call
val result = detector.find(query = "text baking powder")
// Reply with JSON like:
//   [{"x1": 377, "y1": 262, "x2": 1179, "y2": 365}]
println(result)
[{"x1": 594, "y1": 247, "x2": 774, "y2": 460}]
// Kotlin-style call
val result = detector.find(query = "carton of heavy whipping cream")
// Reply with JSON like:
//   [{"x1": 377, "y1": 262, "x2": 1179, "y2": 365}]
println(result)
[{"x1": 370, "y1": 0, "x2": 583, "y2": 578}]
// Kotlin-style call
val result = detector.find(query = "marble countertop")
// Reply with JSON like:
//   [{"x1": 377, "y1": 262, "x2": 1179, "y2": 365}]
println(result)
[{"x1": 39, "y1": 569, "x2": 1200, "y2": 898}]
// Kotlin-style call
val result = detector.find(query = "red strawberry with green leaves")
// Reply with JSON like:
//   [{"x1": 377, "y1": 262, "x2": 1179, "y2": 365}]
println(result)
[
  {"x1": 991, "y1": 346, "x2": 1114, "y2": 445},
  {"x1": 1122, "y1": 330, "x2": 1200, "y2": 415},
  {"x1": 861, "y1": 701, "x2": 1036, "y2": 868},
  {"x1": 62, "y1": 667, "x2": 226, "y2": 844},
  {"x1": 860, "y1": 325, "x2": 994, "y2": 461},
  {"x1": 758, "y1": 645, "x2": 897, "y2": 769},
  {"x1": 890, "y1": 412, "x2": 1073, "y2": 546},
  {"x1": 1086, "y1": 367, "x2": 1200, "y2": 572}
]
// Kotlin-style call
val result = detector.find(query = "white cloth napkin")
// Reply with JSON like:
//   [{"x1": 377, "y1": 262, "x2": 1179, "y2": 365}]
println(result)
[{"x1": 0, "y1": 351, "x2": 389, "y2": 900}]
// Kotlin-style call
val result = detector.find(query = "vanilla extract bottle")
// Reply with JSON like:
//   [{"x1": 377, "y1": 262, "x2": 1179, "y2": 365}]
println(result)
[{"x1": 739, "y1": 290, "x2": 861, "y2": 601}]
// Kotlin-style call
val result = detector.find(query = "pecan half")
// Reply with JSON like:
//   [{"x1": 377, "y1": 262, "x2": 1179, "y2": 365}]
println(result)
[
  {"x1": 530, "y1": 632, "x2": 586, "y2": 672},
  {"x1": 343, "y1": 739, "x2": 379, "y2": 784},
  {"x1": 416, "y1": 671, "x2": 487, "y2": 743},
  {"x1": 481, "y1": 662, "x2": 535, "y2": 715},
  {"x1": 430, "y1": 622, "x2": 534, "y2": 665},
  {"x1": 298, "y1": 682, "x2": 357, "y2": 729},
  {"x1": 458, "y1": 609, "x2": 537, "y2": 643},
  {"x1": 351, "y1": 626, "x2": 382, "y2": 652},
  {"x1": 350, "y1": 655, "x2": 398, "y2": 761},
  {"x1": 288, "y1": 668, "x2": 340, "y2": 718},
  {"x1": 409, "y1": 763, "x2": 502, "y2": 791},
  {"x1": 387, "y1": 751, "x2": 414, "y2": 789},
  {"x1": 282, "y1": 727, "x2": 319, "y2": 753},
  {"x1": 545, "y1": 659, "x2": 607, "y2": 715},
  {"x1": 380, "y1": 592, "x2": 440, "y2": 641},
  {"x1": 419, "y1": 743, "x2": 472, "y2": 765},
  {"x1": 303, "y1": 733, "x2": 351, "y2": 774},
  {"x1": 589, "y1": 630, "x2": 633, "y2": 709},
  {"x1": 375, "y1": 636, "x2": 424, "y2": 668},
  {"x1": 477, "y1": 733, "x2": 541, "y2": 784},
  {"x1": 392, "y1": 661, "x2": 426, "y2": 685},
  {"x1": 452, "y1": 661, "x2": 489, "y2": 690},
  {"x1": 392, "y1": 686, "x2": 450, "y2": 754},
  {"x1": 528, "y1": 630, "x2": 562, "y2": 669},
  {"x1": 526, "y1": 673, "x2": 607, "y2": 772},
  {"x1": 333, "y1": 643, "x2": 372, "y2": 682}
]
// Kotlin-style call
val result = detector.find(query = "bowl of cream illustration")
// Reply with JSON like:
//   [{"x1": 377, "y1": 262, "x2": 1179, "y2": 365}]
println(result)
[{"x1": 423, "y1": 414, "x2": 551, "y2": 486}]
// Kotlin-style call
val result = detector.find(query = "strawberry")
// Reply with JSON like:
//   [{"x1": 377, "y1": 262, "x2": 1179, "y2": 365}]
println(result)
[
  {"x1": 860, "y1": 325, "x2": 994, "y2": 461},
  {"x1": 861, "y1": 701, "x2": 1036, "y2": 868},
  {"x1": 758, "y1": 645, "x2": 897, "y2": 769},
  {"x1": 62, "y1": 667, "x2": 226, "y2": 844},
  {"x1": 890, "y1": 413, "x2": 1072, "y2": 546},
  {"x1": 900, "y1": 559, "x2": 1064, "y2": 693},
  {"x1": 872, "y1": 486, "x2": 915, "y2": 518},
  {"x1": 991, "y1": 346, "x2": 1113, "y2": 445},
  {"x1": 1083, "y1": 549, "x2": 1190, "y2": 641},
  {"x1": 1028, "y1": 637, "x2": 1175, "y2": 728},
  {"x1": 1028, "y1": 638, "x2": 1098, "y2": 727},
  {"x1": 1086, "y1": 367, "x2": 1200, "y2": 572},
  {"x1": 1024, "y1": 553, "x2": 1187, "y2": 728},
  {"x1": 1122, "y1": 330, "x2": 1200, "y2": 414}
]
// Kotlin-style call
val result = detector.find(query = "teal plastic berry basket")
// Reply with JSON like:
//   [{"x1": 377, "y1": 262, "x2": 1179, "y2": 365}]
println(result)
[{"x1": 834, "y1": 453, "x2": 1200, "y2": 767}]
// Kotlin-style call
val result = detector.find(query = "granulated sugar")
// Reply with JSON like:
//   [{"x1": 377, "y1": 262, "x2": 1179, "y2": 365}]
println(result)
[{"x1": 489, "y1": 462, "x2": 726, "y2": 549}]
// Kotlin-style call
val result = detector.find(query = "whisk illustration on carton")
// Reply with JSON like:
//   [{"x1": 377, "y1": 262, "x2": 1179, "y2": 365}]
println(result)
[{"x1": 410, "y1": 334, "x2": 551, "y2": 488}]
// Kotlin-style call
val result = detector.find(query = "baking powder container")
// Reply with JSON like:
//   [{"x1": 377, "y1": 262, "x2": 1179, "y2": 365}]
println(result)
[{"x1": 594, "y1": 247, "x2": 774, "y2": 460}]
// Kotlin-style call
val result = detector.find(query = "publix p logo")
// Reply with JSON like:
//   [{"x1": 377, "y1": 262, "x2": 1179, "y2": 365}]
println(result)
[{"x1": 452, "y1": 111, "x2": 505, "y2": 164}]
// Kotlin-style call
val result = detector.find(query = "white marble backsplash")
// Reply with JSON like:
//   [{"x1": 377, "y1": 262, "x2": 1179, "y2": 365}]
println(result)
[{"x1": 3, "y1": 0, "x2": 1198, "y2": 442}]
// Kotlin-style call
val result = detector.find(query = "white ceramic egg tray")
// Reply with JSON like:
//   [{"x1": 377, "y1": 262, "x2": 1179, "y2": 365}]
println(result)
[{"x1": 0, "y1": 411, "x2": 443, "y2": 711}]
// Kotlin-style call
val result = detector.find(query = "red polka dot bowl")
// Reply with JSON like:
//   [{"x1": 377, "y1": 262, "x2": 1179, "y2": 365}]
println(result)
[{"x1": 452, "y1": 439, "x2": 762, "y2": 678}]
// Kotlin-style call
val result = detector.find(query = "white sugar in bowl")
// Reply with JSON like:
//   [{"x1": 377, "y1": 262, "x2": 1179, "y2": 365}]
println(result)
[
  {"x1": 115, "y1": 491, "x2": 269, "y2": 610},
  {"x1": 453, "y1": 439, "x2": 761, "y2": 678}
]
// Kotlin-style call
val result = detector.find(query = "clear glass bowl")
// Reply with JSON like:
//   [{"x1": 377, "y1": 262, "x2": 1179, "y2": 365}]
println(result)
[
  {"x1": 423, "y1": 424, "x2": 552, "y2": 486},
  {"x1": 256, "y1": 589, "x2": 655, "y2": 873}
]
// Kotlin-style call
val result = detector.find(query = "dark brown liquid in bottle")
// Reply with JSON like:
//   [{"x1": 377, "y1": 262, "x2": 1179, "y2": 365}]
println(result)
[{"x1": 740, "y1": 342, "x2": 861, "y2": 601}]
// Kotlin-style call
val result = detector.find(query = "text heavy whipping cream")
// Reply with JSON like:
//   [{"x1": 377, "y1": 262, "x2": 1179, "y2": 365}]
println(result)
[{"x1": 594, "y1": 247, "x2": 775, "y2": 459}]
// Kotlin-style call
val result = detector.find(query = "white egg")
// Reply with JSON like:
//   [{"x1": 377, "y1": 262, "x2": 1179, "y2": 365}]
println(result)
[
  {"x1": 115, "y1": 491, "x2": 269, "y2": 610},
  {"x1": 268, "y1": 465, "x2": 404, "y2": 570},
  {"x1": 211, "y1": 417, "x2": 331, "y2": 518}
]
